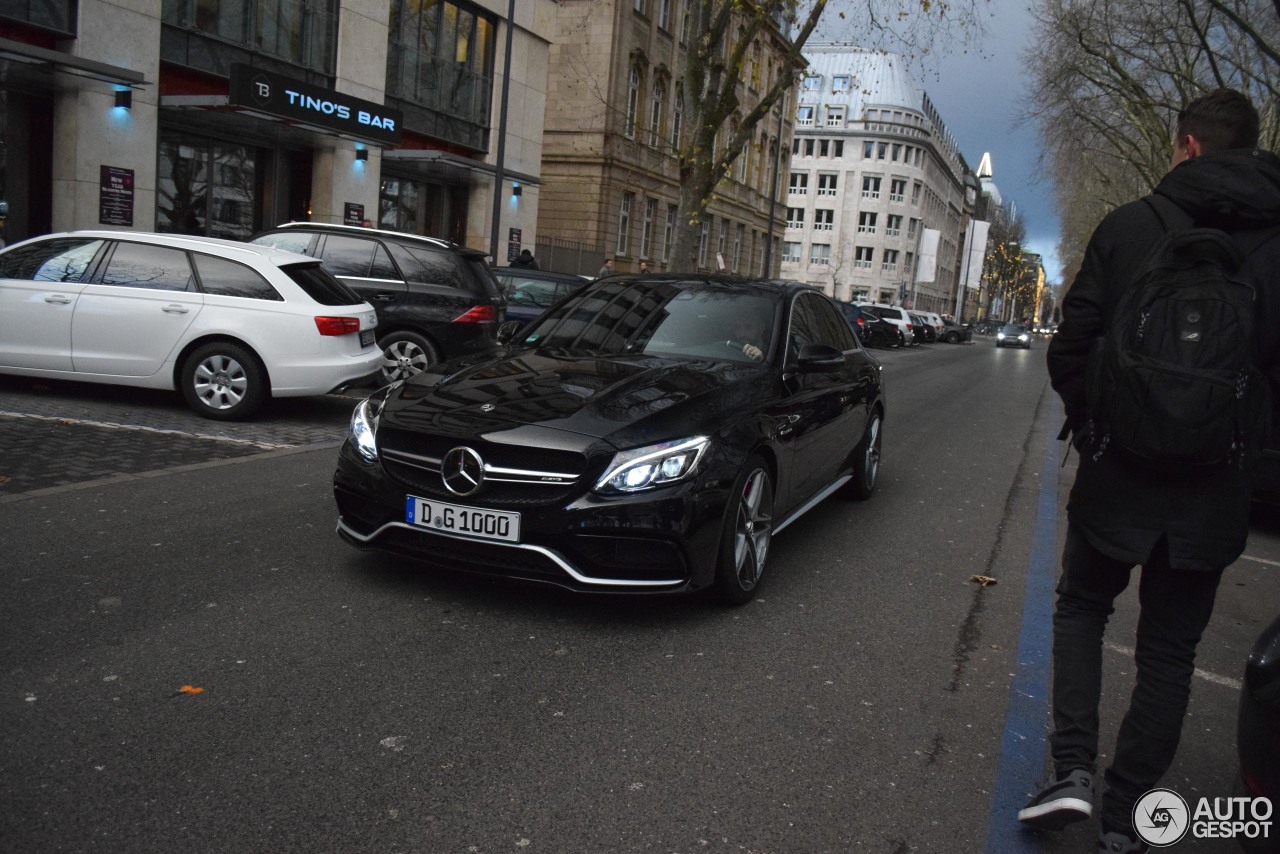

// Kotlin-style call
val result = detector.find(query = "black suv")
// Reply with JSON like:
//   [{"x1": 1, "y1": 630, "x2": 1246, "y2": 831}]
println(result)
[{"x1": 250, "y1": 223, "x2": 505, "y2": 384}]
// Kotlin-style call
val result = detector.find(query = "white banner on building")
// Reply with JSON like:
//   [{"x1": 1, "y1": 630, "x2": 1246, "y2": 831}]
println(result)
[
  {"x1": 917, "y1": 228, "x2": 941, "y2": 283},
  {"x1": 963, "y1": 220, "x2": 991, "y2": 289}
]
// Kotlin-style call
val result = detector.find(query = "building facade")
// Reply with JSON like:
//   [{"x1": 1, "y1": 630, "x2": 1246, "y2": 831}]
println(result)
[
  {"x1": 0, "y1": 0, "x2": 553, "y2": 259},
  {"x1": 780, "y1": 48, "x2": 968, "y2": 313},
  {"x1": 536, "y1": 0, "x2": 796, "y2": 277}
]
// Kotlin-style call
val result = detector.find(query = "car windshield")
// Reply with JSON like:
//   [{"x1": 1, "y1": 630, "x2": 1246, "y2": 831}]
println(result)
[
  {"x1": 519, "y1": 279, "x2": 777, "y2": 364},
  {"x1": 1001, "y1": 324, "x2": 1028, "y2": 334}
]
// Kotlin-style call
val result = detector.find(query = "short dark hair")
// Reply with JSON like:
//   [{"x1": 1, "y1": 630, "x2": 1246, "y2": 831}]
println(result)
[{"x1": 1176, "y1": 88, "x2": 1259, "y2": 153}]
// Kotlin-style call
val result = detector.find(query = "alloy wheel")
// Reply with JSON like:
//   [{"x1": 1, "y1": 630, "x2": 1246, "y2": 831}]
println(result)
[
  {"x1": 381, "y1": 339, "x2": 431, "y2": 383},
  {"x1": 733, "y1": 468, "x2": 774, "y2": 590},
  {"x1": 192, "y1": 354, "x2": 248, "y2": 411}
]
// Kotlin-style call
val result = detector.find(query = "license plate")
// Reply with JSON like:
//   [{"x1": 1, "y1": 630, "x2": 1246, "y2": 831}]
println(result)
[
  {"x1": 360, "y1": 329, "x2": 376, "y2": 348},
  {"x1": 406, "y1": 496, "x2": 520, "y2": 543}
]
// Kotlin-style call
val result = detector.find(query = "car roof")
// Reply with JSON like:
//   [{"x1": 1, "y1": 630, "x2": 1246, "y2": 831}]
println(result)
[
  {"x1": 22, "y1": 230, "x2": 316, "y2": 266},
  {"x1": 494, "y1": 268, "x2": 590, "y2": 284},
  {"x1": 259, "y1": 222, "x2": 487, "y2": 258}
]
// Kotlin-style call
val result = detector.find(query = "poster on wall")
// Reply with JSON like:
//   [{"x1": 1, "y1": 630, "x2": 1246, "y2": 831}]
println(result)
[
  {"x1": 507, "y1": 227, "x2": 522, "y2": 262},
  {"x1": 344, "y1": 203, "x2": 365, "y2": 227},
  {"x1": 99, "y1": 166, "x2": 134, "y2": 227}
]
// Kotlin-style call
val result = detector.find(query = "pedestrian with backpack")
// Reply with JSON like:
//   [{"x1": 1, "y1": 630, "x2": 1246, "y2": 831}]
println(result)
[{"x1": 1021, "y1": 89, "x2": 1280, "y2": 853}]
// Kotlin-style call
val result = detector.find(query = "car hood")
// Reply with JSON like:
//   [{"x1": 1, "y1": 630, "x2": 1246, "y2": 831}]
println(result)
[{"x1": 380, "y1": 349, "x2": 762, "y2": 449}]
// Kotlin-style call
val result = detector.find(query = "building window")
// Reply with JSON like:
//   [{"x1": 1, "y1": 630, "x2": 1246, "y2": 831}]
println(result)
[
  {"x1": 819, "y1": 139, "x2": 830, "y2": 157},
  {"x1": 912, "y1": 181, "x2": 922, "y2": 205},
  {"x1": 877, "y1": 142, "x2": 888, "y2": 159},
  {"x1": 858, "y1": 212, "x2": 877, "y2": 234},
  {"x1": 863, "y1": 141, "x2": 874, "y2": 158},
  {"x1": 817, "y1": 174, "x2": 837, "y2": 196},
  {"x1": 905, "y1": 252, "x2": 914, "y2": 277},
  {"x1": 908, "y1": 218, "x2": 919, "y2": 238},
  {"x1": 633, "y1": 0, "x2": 647, "y2": 14},
  {"x1": 167, "y1": 0, "x2": 339, "y2": 74},
  {"x1": 815, "y1": 209, "x2": 835, "y2": 231},
  {"x1": 826, "y1": 106, "x2": 845, "y2": 127},
  {"x1": 672, "y1": 85, "x2": 683, "y2": 148},
  {"x1": 789, "y1": 173, "x2": 809, "y2": 195},
  {"x1": 810, "y1": 243, "x2": 831, "y2": 264},
  {"x1": 804, "y1": 139, "x2": 815, "y2": 157},
  {"x1": 783, "y1": 241, "x2": 801, "y2": 263},
  {"x1": 734, "y1": 223, "x2": 745, "y2": 270},
  {"x1": 797, "y1": 106, "x2": 815, "y2": 127},
  {"x1": 803, "y1": 75, "x2": 821, "y2": 90},
  {"x1": 664, "y1": 204, "x2": 677, "y2": 262},
  {"x1": 717, "y1": 218, "x2": 728, "y2": 264},
  {"x1": 786, "y1": 207, "x2": 805, "y2": 229},
  {"x1": 886, "y1": 214, "x2": 903, "y2": 237},
  {"x1": 698, "y1": 217, "x2": 711, "y2": 266},
  {"x1": 892, "y1": 143, "x2": 902, "y2": 161},
  {"x1": 625, "y1": 66, "x2": 641, "y2": 139},
  {"x1": 889, "y1": 179, "x2": 906, "y2": 202},
  {"x1": 833, "y1": 140, "x2": 844, "y2": 157},
  {"x1": 855, "y1": 246, "x2": 873, "y2": 269},
  {"x1": 649, "y1": 79, "x2": 666, "y2": 147},
  {"x1": 833, "y1": 75, "x2": 850, "y2": 92},
  {"x1": 883, "y1": 249, "x2": 900, "y2": 272},
  {"x1": 641, "y1": 198, "x2": 656, "y2": 258},
  {"x1": 617, "y1": 192, "x2": 633, "y2": 254},
  {"x1": 862, "y1": 176, "x2": 881, "y2": 199},
  {"x1": 657, "y1": 0, "x2": 670, "y2": 28}
]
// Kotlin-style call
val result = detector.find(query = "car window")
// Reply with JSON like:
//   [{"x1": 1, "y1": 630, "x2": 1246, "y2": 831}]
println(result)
[
  {"x1": 370, "y1": 244, "x2": 398, "y2": 279},
  {"x1": 318, "y1": 235, "x2": 378, "y2": 278},
  {"x1": 462, "y1": 255, "x2": 502, "y2": 297},
  {"x1": 813, "y1": 296, "x2": 859, "y2": 350},
  {"x1": 280, "y1": 263, "x2": 365, "y2": 306},
  {"x1": 508, "y1": 279, "x2": 562, "y2": 308},
  {"x1": 787, "y1": 293, "x2": 823, "y2": 358},
  {"x1": 385, "y1": 242, "x2": 465, "y2": 288},
  {"x1": 250, "y1": 231, "x2": 315, "y2": 255},
  {"x1": 194, "y1": 253, "x2": 283, "y2": 301},
  {"x1": 99, "y1": 242, "x2": 195, "y2": 292},
  {"x1": 0, "y1": 238, "x2": 104, "y2": 283}
]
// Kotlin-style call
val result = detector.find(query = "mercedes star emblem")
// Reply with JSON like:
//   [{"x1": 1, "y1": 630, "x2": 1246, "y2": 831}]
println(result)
[{"x1": 441, "y1": 446, "x2": 485, "y2": 496}]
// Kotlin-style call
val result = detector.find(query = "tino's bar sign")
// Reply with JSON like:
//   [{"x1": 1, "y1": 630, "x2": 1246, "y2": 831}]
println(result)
[{"x1": 229, "y1": 64, "x2": 402, "y2": 146}]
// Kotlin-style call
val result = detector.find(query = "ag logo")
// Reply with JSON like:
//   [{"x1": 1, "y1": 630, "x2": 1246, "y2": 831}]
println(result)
[{"x1": 1133, "y1": 788, "x2": 1190, "y2": 847}]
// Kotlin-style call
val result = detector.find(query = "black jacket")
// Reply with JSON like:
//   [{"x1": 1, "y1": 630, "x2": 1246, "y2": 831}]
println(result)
[{"x1": 1047, "y1": 148, "x2": 1280, "y2": 570}]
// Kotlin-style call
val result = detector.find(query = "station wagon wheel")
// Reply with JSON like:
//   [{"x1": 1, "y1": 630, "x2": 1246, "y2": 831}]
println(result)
[
  {"x1": 715, "y1": 454, "x2": 774, "y2": 605},
  {"x1": 379, "y1": 331, "x2": 438, "y2": 384},
  {"x1": 946, "y1": 331, "x2": 960, "y2": 343},
  {"x1": 847, "y1": 409, "x2": 882, "y2": 500},
  {"x1": 180, "y1": 341, "x2": 266, "y2": 421}
]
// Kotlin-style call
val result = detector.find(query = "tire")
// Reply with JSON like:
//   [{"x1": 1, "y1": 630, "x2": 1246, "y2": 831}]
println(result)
[
  {"x1": 379, "y1": 331, "x2": 438, "y2": 384},
  {"x1": 847, "y1": 409, "x2": 882, "y2": 500},
  {"x1": 714, "y1": 454, "x2": 774, "y2": 605},
  {"x1": 946, "y1": 331, "x2": 960, "y2": 344},
  {"x1": 180, "y1": 341, "x2": 267, "y2": 421}
]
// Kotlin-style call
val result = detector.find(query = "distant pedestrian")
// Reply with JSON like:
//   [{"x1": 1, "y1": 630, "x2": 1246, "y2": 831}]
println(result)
[
  {"x1": 510, "y1": 249, "x2": 539, "y2": 270},
  {"x1": 639, "y1": 260, "x2": 651, "y2": 274},
  {"x1": 596, "y1": 258, "x2": 614, "y2": 278},
  {"x1": 1020, "y1": 88, "x2": 1280, "y2": 853},
  {"x1": 361, "y1": 219, "x2": 373, "y2": 228}
]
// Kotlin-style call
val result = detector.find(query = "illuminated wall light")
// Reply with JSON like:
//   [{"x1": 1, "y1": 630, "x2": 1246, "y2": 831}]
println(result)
[
  {"x1": 355, "y1": 148, "x2": 369, "y2": 162},
  {"x1": 114, "y1": 89, "x2": 132, "y2": 110},
  {"x1": 511, "y1": 183, "x2": 522, "y2": 197}
]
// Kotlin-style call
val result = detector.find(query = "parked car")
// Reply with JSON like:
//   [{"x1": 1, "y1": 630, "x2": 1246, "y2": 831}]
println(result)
[
  {"x1": 334, "y1": 276, "x2": 885, "y2": 604},
  {"x1": 908, "y1": 312, "x2": 938, "y2": 343},
  {"x1": 0, "y1": 231, "x2": 380, "y2": 419},
  {"x1": 914, "y1": 310, "x2": 945, "y2": 339},
  {"x1": 1236, "y1": 611, "x2": 1280, "y2": 853},
  {"x1": 492, "y1": 268, "x2": 591, "y2": 327},
  {"x1": 996, "y1": 323, "x2": 1033, "y2": 349},
  {"x1": 250, "y1": 223, "x2": 505, "y2": 385},
  {"x1": 835, "y1": 300, "x2": 899, "y2": 348},
  {"x1": 858, "y1": 302, "x2": 916, "y2": 346},
  {"x1": 940, "y1": 318, "x2": 973, "y2": 344}
]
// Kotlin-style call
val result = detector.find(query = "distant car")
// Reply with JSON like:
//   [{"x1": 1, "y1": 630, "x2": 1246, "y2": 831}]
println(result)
[
  {"x1": 940, "y1": 318, "x2": 973, "y2": 344},
  {"x1": 858, "y1": 303, "x2": 916, "y2": 347},
  {"x1": 1236, "y1": 612, "x2": 1280, "y2": 853},
  {"x1": 0, "y1": 231, "x2": 380, "y2": 419},
  {"x1": 908, "y1": 312, "x2": 938, "y2": 343},
  {"x1": 492, "y1": 268, "x2": 591, "y2": 327},
  {"x1": 334, "y1": 276, "x2": 885, "y2": 604},
  {"x1": 835, "y1": 300, "x2": 899, "y2": 348},
  {"x1": 996, "y1": 323, "x2": 1032, "y2": 349},
  {"x1": 251, "y1": 223, "x2": 505, "y2": 385}
]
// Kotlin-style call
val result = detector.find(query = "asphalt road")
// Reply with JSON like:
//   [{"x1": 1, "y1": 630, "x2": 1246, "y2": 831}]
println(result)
[{"x1": 1, "y1": 339, "x2": 1272, "y2": 853}]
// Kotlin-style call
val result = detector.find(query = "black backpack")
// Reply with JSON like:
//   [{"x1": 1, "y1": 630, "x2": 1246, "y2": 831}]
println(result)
[{"x1": 1086, "y1": 196, "x2": 1272, "y2": 470}]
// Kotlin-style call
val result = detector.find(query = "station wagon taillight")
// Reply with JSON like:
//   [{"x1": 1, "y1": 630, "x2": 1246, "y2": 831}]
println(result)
[
  {"x1": 314, "y1": 316, "x2": 361, "y2": 336},
  {"x1": 453, "y1": 305, "x2": 497, "y2": 323}
]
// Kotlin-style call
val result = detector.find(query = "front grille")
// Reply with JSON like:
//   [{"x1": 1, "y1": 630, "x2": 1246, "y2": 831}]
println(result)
[
  {"x1": 380, "y1": 429, "x2": 586, "y2": 474},
  {"x1": 375, "y1": 527, "x2": 567, "y2": 581},
  {"x1": 381, "y1": 458, "x2": 580, "y2": 506}
]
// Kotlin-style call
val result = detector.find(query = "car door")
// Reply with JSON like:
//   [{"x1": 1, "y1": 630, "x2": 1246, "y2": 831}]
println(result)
[
  {"x1": 778, "y1": 292, "x2": 863, "y2": 506},
  {"x1": 71, "y1": 241, "x2": 204, "y2": 376},
  {"x1": 316, "y1": 234, "x2": 406, "y2": 314},
  {"x1": 0, "y1": 237, "x2": 105, "y2": 370}
]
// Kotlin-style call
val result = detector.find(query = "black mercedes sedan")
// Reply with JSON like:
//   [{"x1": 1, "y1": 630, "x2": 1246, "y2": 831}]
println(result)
[{"x1": 333, "y1": 276, "x2": 884, "y2": 604}]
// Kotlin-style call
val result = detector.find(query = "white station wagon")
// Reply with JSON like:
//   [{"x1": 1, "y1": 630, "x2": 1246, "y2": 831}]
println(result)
[{"x1": 0, "y1": 231, "x2": 381, "y2": 420}]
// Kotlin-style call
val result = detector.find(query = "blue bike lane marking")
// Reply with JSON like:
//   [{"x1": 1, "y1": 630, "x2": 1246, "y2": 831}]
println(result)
[{"x1": 985, "y1": 407, "x2": 1062, "y2": 853}]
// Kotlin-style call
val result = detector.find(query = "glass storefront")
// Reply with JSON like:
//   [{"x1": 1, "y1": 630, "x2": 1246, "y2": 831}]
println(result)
[{"x1": 379, "y1": 174, "x2": 467, "y2": 244}]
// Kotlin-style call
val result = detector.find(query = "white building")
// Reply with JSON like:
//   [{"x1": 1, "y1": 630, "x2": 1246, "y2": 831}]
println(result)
[{"x1": 780, "y1": 47, "x2": 968, "y2": 313}]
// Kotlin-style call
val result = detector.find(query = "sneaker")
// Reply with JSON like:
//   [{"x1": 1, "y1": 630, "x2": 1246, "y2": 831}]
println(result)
[
  {"x1": 1098, "y1": 830, "x2": 1148, "y2": 852},
  {"x1": 1017, "y1": 768, "x2": 1094, "y2": 830}
]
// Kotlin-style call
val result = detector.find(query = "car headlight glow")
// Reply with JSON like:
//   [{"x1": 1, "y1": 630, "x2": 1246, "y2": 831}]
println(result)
[
  {"x1": 1019, "y1": 334, "x2": 1029, "y2": 341},
  {"x1": 997, "y1": 333, "x2": 1006, "y2": 339},
  {"x1": 594, "y1": 436, "x2": 711, "y2": 494},
  {"x1": 349, "y1": 398, "x2": 380, "y2": 462}
]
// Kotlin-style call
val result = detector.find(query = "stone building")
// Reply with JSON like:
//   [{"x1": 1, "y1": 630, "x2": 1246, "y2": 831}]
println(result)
[
  {"x1": 536, "y1": 0, "x2": 797, "y2": 276},
  {"x1": 780, "y1": 47, "x2": 968, "y2": 313},
  {"x1": 0, "y1": 0, "x2": 553, "y2": 258}
]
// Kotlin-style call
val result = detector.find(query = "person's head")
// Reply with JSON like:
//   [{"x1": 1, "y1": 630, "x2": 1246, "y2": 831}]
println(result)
[
  {"x1": 361, "y1": 219, "x2": 373, "y2": 228},
  {"x1": 519, "y1": 249, "x2": 533, "y2": 259},
  {"x1": 1171, "y1": 88, "x2": 1260, "y2": 168},
  {"x1": 639, "y1": 260, "x2": 650, "y2": 274},
  {"x1": 603, "y1": 258, "x2": 613, "y2": 269}
]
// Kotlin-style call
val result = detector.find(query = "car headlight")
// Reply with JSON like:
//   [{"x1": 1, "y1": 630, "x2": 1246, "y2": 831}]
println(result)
[
  {"x1": 997, "y1": 333, "x2": 1006, "y2": 339},
  {"x1": 1019, "y1": 334, "x2": 1029, "y2": 341},
  {"x1": 594, "y1": 436, "x2": 711, "y2": 494},
  {"x1": 349, "y1": 398, "x2": 380, "y2": 462}
]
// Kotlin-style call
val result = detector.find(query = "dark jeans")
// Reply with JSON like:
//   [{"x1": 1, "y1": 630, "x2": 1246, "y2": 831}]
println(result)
[{"x1": 1049, "y1": 524, "x2": 1224, "y2": 832}]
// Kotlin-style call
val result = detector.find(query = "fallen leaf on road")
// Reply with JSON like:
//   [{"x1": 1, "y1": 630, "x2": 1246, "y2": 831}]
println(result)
[
  {"x1": 969, "y1": 575, "x2": 998, "y2": 587},
  {"x1": 176, "y1": 685, "x2": 204, "y2": 694}
]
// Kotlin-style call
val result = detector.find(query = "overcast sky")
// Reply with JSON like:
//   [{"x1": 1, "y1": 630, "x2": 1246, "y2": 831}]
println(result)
[{"x1": 812, "y1": 0, "x2": 1064, "y2": 284}]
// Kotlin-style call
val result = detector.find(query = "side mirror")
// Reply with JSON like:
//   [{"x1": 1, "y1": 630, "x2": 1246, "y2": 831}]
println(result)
[
  {"x1": 797, "y1": 343, "x2": 846, "y2": 371},
  {"x1": 496, "y1": 320, "x2": 521, "y2": 345}
]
